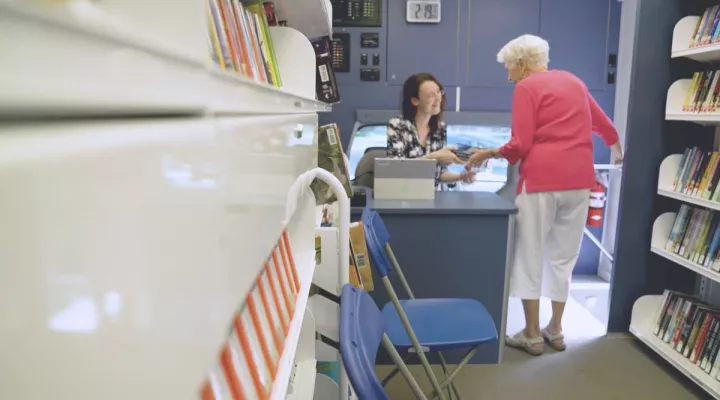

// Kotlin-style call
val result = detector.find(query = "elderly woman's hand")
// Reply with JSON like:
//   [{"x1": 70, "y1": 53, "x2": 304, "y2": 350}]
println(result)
[{"x1": 466, "y1": 149, "x2": 492, "y2": 169}]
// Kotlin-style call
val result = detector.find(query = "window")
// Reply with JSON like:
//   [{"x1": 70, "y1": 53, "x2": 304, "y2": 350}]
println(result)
[
  {"x1": 445, "y1": 125, "x2": 511, "y2": 193},
  {"x1": 346, "y1": 123, "x2": 511, "y2": 193}
]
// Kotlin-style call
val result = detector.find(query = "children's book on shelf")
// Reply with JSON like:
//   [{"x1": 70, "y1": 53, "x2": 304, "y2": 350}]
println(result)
[
  {"x1": 207, "y1": 0, "x2": 282, "y2": 87},
  {"x1": 653, "y1": 290, "x2": 720, "y2": 378},
  {"x1": 669, "y1": 147, "x2": 720, "y2": 200},
  {"x1": 663, "y1": 204, "x2": 720, "y2": 271},
  {"x1": 681, "y1": 70, "x2": 720, "y2": 113},
  {"x1": 237, "y1": 308, "x2": 275, "y2": 395},
  {"x1": 312, "y1": 36, "x2": 341, "y2": 104},
  {"x1": 311, "y1": 123, "x2": 353, "y2": 205},
  {"x1": 689, "y1": 5, "x2": 720, "y2": 49},
  {"x1": 200, "y1": 229, "x2": 303, "y2": 399}
]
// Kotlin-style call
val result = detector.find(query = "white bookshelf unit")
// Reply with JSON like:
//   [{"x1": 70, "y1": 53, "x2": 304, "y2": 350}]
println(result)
[
  {"x1": 671, "y1": 16, "x2": 720, "y2": 62},
  {"x1": 634, "y1": 9, "x2": 720, "y2": 399},
  {"x1": 0, "y1": 1, "x2": 350, "y2": 399},
  {"x1": 666, "y1": 15, "x2": 720, "y2": 125},
  {"x1": 0, "y1": 1, "x2": 330, "y2": 116},
  {"x1": 630, "y1": 295, "x2": 720, "y2": 399}
]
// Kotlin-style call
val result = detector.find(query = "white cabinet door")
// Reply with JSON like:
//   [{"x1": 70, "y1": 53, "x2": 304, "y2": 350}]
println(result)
[{"x1": 0, "y1": 114, "x2": 317, "y2": 399}]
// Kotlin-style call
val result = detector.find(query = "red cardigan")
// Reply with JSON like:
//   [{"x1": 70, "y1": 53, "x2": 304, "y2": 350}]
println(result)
[{"x1": 499, "y1": 69, "x2": 619, "y2": 194}]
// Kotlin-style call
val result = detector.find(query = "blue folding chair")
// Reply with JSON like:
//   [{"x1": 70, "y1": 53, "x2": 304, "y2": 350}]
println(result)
[
  {"x1": 361, "y1": 208, "x2": 498, "y2": 400},
  {"x1": 339, "y1": 284, "x2": 428, "y2": 400}
]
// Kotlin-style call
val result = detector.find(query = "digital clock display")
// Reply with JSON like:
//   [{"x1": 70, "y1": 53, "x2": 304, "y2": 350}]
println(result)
[{"x1": 406, "y1": 0, "x2": 441, "y2": 23}]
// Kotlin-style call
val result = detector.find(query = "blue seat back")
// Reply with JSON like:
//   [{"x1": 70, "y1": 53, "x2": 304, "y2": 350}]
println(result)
[
  {"x1": 339, "y1": 284, "x2": 390, "y2": 400},
  {"x1": 361, "y1": 208, "x2": 393, "y2": 277}
]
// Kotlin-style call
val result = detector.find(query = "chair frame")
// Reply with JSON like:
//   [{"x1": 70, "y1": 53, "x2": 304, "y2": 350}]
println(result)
[
  {"x1": 339, "y1": 284, "x2": 429, "y2": 400},
  {"x1": 379, "y1": 243, "x2": 480, "y2": 400}
]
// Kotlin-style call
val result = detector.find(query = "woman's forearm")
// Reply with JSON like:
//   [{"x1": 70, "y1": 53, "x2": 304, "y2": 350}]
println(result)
[
  {"x1": 439, "y1": 172, "x2": 461, "y2": 182},
  {"x1": 488, "y1": 148, "x2": 504, "y2": 159}
]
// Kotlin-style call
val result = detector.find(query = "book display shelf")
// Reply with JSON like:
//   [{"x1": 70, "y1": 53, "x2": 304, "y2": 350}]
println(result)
[
  {"x1": 0, "y1": 1, "x2": 351, "y2": 399},
  {"x1": 633, "y1": 4, "x2": 720, "y2": 398},
  {"x1": 0, "y1": 0, "x2": 332, "y2": 116}
]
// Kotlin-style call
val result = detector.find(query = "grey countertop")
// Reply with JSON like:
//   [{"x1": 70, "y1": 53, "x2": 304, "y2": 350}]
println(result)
[{"x1": 353, "y1": 191, "x2": 518, "y2": 215}]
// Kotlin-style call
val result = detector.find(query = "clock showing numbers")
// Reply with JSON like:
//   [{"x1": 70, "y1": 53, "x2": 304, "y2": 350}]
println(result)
[{"x1": 406, "y1": 0, "x2": 441, "y2": 24}]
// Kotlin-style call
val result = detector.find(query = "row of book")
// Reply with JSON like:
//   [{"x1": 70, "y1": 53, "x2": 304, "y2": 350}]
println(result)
[
  {"x1": 201, "y1": 231, "x2": 300, "y2": 400},
  {"x1": 669, "y1": 147, "x2": 720, "y2": 202},
  {"x1": 664, "y1": 204, "x2": 720, "y2": 272},
  {"x1": 689, "y1": 5, "x2": 720, "y2": 49},
  {"x1": 653, "y1": 290, "x2": 720, "y2": 379},
  {"x1": 681, "y1": 70, "x2": 720, "y2": 113},
  {"x1": 208, "y1": 0, "x2": 282, "y2": 87}
]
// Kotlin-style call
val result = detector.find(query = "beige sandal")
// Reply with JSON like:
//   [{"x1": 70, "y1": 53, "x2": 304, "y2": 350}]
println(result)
[
  {"x1": 506, "y1": 330, "x2": 544, "y2": 356},
  {"x1": 541, "y1": 327, "x2": 566, "y2": 351}
]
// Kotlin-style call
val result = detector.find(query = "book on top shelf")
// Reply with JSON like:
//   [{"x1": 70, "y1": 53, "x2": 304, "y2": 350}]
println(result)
[
  {"x1": 311, "y1": 123, "x2": 353, "y2": 205},
  {"x1": 669, "y1": 147, "x2": 720, "y2": 201},
  {"x1": 690, "y1": 5, "x2": 720, "y2": 48},
  {"x1": 653, "y1": 290, "x2": 720, "y2": 378},
  {"x1": 312, "y1": 36, "x2": 341, "y2": 104},
  {"x1": 664, "y1": 204, "x2": 720, "y2": 272},
  {"x1": 208, "y1": 0, "x2": 282, "y2": 87}
]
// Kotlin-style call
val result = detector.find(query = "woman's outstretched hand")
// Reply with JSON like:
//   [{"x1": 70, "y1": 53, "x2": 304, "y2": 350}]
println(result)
[
  {"x1": 466, "y1": 149, "x2": 492, "y2": 170},
  {"x1": 426, "y1": 148, "x2": 464, "y2": 166}
]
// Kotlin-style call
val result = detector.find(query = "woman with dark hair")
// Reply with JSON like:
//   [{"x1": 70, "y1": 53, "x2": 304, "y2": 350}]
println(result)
[{"x1": 387, "y1": 73, "x2": 474, "y2": 185}]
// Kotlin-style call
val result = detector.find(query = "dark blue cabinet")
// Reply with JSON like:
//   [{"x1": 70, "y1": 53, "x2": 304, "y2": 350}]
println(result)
[
  {"x1": 386, "y1": 0, "x2": 461, "y2": 86},
  {"x1": 539, "y1": 0, "x2": 611, "y2": 90},
  {"x1": 465, "y1": 0, "x2": 541, "y2": 88}
]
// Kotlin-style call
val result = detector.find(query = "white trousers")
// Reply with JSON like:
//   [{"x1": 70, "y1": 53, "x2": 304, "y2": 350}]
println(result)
[{"x1": 509, "y1": 185, "x2": 590, "y2": 302}]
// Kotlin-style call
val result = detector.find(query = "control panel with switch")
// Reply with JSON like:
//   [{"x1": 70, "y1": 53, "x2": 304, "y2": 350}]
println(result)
[
  {"x1": 361, "y1": 32, "x2": 380, "y2": 48},
  {"x1": 360, "y1": 68, "x2": 381, "y2": 81}
]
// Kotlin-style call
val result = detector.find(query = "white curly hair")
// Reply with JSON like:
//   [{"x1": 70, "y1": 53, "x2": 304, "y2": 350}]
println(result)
[{"x1": 496, "y1": 34, "x2": 550, "y2": 69}]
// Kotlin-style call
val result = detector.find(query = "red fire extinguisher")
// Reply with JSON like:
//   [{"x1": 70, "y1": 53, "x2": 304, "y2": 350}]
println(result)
[{"x1": 587, "y1": 180, "x2": 607, "y2": 227}]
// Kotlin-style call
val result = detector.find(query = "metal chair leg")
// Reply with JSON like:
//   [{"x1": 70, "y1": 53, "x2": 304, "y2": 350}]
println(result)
[
  {"x1": 425, "y1": 347, "x2": 478, "y2": 400},
  {"x1": 381, "y1": 353, "x2": 414, "y2": 387},
  {"x1": 438, "y1": 352, "x2": 462, "y2": 400}
]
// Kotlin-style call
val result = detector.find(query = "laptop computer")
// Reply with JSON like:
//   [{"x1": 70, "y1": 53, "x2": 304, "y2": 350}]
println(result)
[{"x1": 373, "y1": 158, "x2": 437, "y2": 200}]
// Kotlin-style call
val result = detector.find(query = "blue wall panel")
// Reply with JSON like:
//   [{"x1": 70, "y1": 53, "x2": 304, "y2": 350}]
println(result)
[
  {"x1": 465, "y1": 0, "x2": 541, "y2": 88},
  {"x1": 539, "y1": 0, "x2": 612, "y2": 91}
]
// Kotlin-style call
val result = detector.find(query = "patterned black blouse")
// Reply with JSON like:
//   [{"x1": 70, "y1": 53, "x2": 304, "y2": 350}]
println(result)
[{"x1": 386, "y1": 116, "x2": 447, "y2": 185}]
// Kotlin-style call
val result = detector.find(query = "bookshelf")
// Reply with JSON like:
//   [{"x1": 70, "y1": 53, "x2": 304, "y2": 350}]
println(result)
[
  {"x1": 630, "y1": 295, "x2": 720, "y2": 399},
  {"x1": 0, "y1": 1, "x2": 331, "y2": 117},
  {"x1": 631, "y1": 4, "x2": 720, "y2": 397},
  {"x1": 672, "y1": 16, "x2": 720, "y2": 62},
  {"x1": 0, "y1": 0, "x2": 350, "y2": 399}
]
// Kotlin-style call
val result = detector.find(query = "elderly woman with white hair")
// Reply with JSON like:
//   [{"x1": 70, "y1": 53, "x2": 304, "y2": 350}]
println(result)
[{"x1": 467, "y1": 34, "x2": 623, "y2": 355}]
